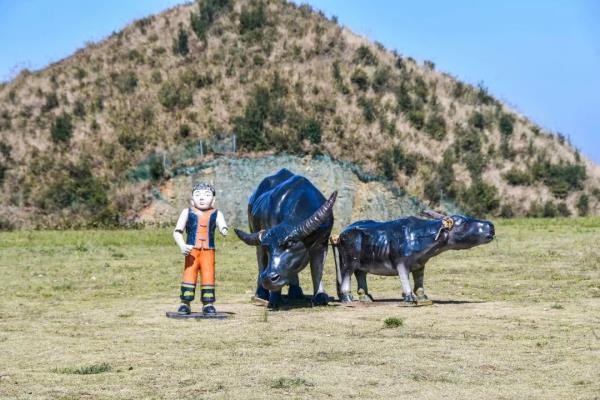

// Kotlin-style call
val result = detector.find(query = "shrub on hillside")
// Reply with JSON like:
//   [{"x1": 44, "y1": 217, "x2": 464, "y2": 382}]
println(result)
[
  {"x1": 395, "y1": 56, "x2": 404, "y2": 70},
  {"x1": 149, "y1": 155, "x2": 165, "y2": 181},
  {"x1": 151, "y1": 70, "x2": 162, "y2": 84},
  {"x1": 50, "y1": 113, "x2": 73, "y2": 144},
  {"x1": 158, "y1": 81, "x2": 193, "y2": 110},
  {"x1": 331, "y1": 60, "x2": 349, "y2": 94},
  {"x1": 357, "y1": 96, "x2": 376, "y2": 123},
  {"x1": 499, "y1": 113, "x2": 515, "y2": 136},
  {"x1": 460, "y1": 180, "x2": 499, "y2": 217},
  {"x1": 504, "y1": 168, "x2": 532, "y2": 186},
  {"x1": 454, "y1": 126, "x2": 481, "y2": 157},
  {"x1": 127, "y1": 49, "x2": 144, "y2": 64},
  {"x1": 36, "y1": 157, "x2": 115, "y2": 226},
  {"x1": 557, "y1": 202, "x2": 571, "y2": 217},
  {"x1": 463, "y1": 151, "x2": 486, "y2": 178},
  {"x1": 1, "y1": 110, "x2": 11, "y2": 130},
  {"x1": 350, "y1": 68, "x2": 369, "y2": 91},
  {"x1": 42, "y1": 92, "x2": 59, "y2": 112},
  {"x1": 526, "y1": 202, "x2": 543, "y2": 218},
  {"x1": 372, "y1": 66, "x2": 391, "y2": 93},
  {"x1": 73, "y1": 100, "x2": 86, "y2": 118},
  {"x1": 394, "y1": 83, "x2": 412, "y2": 113},
  {"x1": 354, "y1": 45, "x2": 378, "y2": 66},
  {"x1": 499, "y1": 204, "x2": 514, "y2": 218},
  {"x1": 239, "y1": 1, "x2": 267, "y2": 35},
  {"x1": 117, "y1": 130, "x2": 144, "y2": 151},
  {"x1": 135, "y1": 16, "x2": 153, "y2": 35},
  {"x1": 377, "y1": 145, "x2": 418, "y2": 180},
  {"x1": 424, "y1": 114, "x2": 447, "y2": 140},
  {"x1": 531, "y1": 159, "x2": 586, "y2": 198},
  {"x1": 190, "y1": 0, "x2": 233, "y2": 40},
  {"x1": 0, "y1": 161, "x2": 7, "y2": 186},
  {"x1": 469, "y1": 111, "x2": 486, "y2": 131},
  {"x1": 407, "y1": 109, "x2": 425, "y2": 130},
  {"x1": 74, "y1": 67, "x2": 87, "y2": 81},
  {"x1": 297, "y1": 118, "x2": 321, "y2": 144},
  {"x1": 413, "y1": 77, "x2": 429, "y2": 103},
  {"x1": 113, "y1": 71, "x2": 138, "y2": 94},
  {"x1": 576, "y1": 194, "x2": 589, "y2": 216},
  {"x1": 178, "y1": 124, "x2": 191, "y2": 138},
  {"x1": 452, "y1": 82, "x2": 466, "y2": 99},
  {"x1": 543, "y1": 201, "x2": 558, "y2": 218},
  {"x1": 0, "y1": 142, "x2": 11, "y2": 160},
  {"x1": 500, "y1": 136, "x2": 515, "y2": 160},
  {"x1": 424, "y1": 150, "x2": 456, "y2": 203},
  {"x1": 476, "y1": 82, "x2": 495, "y2": 105},
  {"x1": 233, "y1": 86, "x2": 270, "y2": 151},
  {"x1": 172, "y1": 25, "x2": 189, "y2": 56}
]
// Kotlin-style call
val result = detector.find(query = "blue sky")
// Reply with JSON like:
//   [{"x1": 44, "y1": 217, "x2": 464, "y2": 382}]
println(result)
[{"x1": 1, "y1": 0, "x2": 599, "y2": 163}]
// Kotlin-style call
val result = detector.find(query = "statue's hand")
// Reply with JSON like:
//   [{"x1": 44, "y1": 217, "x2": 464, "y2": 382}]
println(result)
[{"x1": 180, "y1": 244, "x2": 194, "y2": 256}]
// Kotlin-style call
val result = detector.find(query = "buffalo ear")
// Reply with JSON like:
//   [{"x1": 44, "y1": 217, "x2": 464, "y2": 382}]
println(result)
[{"x1": 234, "y1": 228, "x2": 263, "y2": 246}]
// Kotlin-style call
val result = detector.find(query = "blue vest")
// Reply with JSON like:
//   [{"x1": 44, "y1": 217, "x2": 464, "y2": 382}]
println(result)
[{"x1": 185, "y1": 208, "x2": 218, "y2": 249}]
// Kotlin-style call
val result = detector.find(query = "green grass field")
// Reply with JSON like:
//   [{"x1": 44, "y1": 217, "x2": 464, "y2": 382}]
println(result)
[{"x1": 1, "y1": 218, "x2": 599, "y2": 399}]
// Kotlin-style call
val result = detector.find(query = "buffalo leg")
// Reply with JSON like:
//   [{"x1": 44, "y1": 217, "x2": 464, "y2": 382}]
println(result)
[
  {"x1": 354, "y1": 270, "x2": 373, "y2": 301},
  {"x1": 287, "y1": 274, "x2": 304, "y2": 300},
  {"x1": 268, "y1": 290, "x2": 283, "y2": 309},
  {"x1": 412, "y1": 268, "x2": 428, "y2": 301},
  {"x1": 397, "y1": 263, "x2": 416, "y2": 302},
  {"x1": 309, "y1": 244, "x2": 330, "y2": 306},
  {"x1": 338, "y1": 250, "x2": 358, "y2": 303},
  {"x1": 338, "y1": 268, "x2": 353, "y2": 303}
]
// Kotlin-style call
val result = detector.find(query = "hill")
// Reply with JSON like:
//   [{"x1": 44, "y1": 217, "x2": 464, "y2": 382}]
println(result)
[{"x1": 0, "y1": 0, "x2": 599, "y2": 228}]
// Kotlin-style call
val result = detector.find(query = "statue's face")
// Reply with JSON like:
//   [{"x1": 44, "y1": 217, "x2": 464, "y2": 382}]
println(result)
[{"x1": 191, "y1": 189, "x2": 214, "y2": 210}]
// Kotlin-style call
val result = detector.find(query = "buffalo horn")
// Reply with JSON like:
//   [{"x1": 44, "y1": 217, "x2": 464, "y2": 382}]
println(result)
[
  {"x1": 420, "y1": 209, "x2": 447, "y2": 220},
  {"x1": 234, "y1": 228, "x2": 262, "y2": 246},
  {"x1": 289, "y1": 191, "x2": 338, "y2": 240}
]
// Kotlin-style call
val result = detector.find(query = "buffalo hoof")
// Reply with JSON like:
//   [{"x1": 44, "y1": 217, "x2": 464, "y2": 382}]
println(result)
[
  {"x1": 403, "y1": 293, "x2": 417, "y2": 303},
  {"x1": 357, "y1": 288, "x2": 373, "y2": 302},
  {"x1": 340, "y1": 293, "x2": 353, "y2": 303},
  {"x1": 268, "y1": 291, "x2": 283, "y2": 309},
  {"x1": 312, "y1": 292, "x2": 330, "y2": 306},
  {"x1": 415, "y1": 287, "x2": 428, "y2": 301},
  {"x1": 256, "y1": 286, "x2": 270, "y2": 301},
  {"x1": 287, "y1": 284, "x2": 304, "y2": 300}
]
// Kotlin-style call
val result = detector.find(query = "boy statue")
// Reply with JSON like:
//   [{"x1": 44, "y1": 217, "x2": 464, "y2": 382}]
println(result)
[{"x1": 173, "y1": 183, "x2": 228, "y2": 315}]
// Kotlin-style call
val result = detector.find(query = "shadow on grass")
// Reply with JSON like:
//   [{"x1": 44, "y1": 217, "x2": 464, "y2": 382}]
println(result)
[
  {"x1": 255, "y1": 295, "x2": 483, "y2": 310},
  {"x1": 332, "y1": 297, "x2": 485, "y2": 307},
  {"x1": 260, "y1": 295, "x2": 339, "y2": 311}
]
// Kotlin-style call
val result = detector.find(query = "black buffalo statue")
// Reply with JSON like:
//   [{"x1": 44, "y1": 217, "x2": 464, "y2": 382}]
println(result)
[
  {"x1": 332, "y1": 210, "x2": 495, "y2": 303},
  {"x1": 235, "y1": 169, "x2": 337, "y2": 308}
]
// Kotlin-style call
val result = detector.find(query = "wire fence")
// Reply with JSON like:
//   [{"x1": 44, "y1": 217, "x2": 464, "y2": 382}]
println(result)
[{"x1": 127, "y1": 134, "x2": 237, "y2": 181}]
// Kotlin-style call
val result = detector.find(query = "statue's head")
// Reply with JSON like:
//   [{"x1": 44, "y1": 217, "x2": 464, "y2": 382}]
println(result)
[{"x1": 191, "y1": 182, "x2": 216, "y2": 210}]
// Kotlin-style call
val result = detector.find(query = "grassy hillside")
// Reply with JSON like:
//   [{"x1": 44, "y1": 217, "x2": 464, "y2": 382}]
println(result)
[
  {"x1": 0, "y1": 0, "x2": 599, "y2": 228},
  {"x1": 0, "y1": 218, "x2": 599, "y2": 398}
]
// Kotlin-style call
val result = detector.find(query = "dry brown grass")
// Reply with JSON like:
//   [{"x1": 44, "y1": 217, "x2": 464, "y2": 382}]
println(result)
[{"x1": 0, "y1": 217, "x2": 599, "y2": 399}]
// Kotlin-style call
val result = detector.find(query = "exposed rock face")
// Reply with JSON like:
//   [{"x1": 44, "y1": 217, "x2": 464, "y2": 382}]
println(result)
[{"x1": 137, "y1": 155, "x2": 438, "y2": 230}]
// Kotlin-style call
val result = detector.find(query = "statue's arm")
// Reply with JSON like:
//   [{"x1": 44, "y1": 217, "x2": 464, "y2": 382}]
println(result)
[
  {"x1": 173, "y1": 209, "x2": 193, "y2": 255},
  {"x1": 216, "y1": 210, "x2": 228, "y2": 236}
]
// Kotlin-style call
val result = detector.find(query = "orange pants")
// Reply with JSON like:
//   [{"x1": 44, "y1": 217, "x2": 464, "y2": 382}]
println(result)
[
  {"x1": 183, "y1": 249, "x2": 215, "y2": 285},
  {"x1": 180, "y1": 249, "x2": 215, "y2": 304}
]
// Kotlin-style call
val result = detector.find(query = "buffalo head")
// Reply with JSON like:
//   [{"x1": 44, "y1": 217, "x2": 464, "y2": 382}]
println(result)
[
  {"x1": 235, "y1": 191, "x2": 337, "y2": 290},
  {"x1": 421, "y1": 209, "x2": 495, "y2": 249}
]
